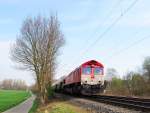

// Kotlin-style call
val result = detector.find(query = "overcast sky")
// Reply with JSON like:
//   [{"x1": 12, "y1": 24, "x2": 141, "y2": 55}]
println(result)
[{"x1": 0, "y1": 0, "x2": 150, "y2": 85}]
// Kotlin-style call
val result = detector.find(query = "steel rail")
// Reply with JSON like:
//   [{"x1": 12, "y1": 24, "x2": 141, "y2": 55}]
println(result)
[{"x1": 88, "y1": 95, "x2": 150, "y2": 111}]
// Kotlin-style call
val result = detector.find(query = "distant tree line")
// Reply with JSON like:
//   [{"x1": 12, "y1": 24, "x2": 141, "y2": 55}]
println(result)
[
  {"x1": 0, "y1": 79, "x2": 27, "y2": 90},
  {"x1": 105, "y1": 56, "x2": 150, "y2": 97}
]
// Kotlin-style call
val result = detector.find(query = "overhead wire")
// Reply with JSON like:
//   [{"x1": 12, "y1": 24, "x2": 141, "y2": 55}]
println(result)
[
  {"x1": 59, "y1": 0, "x2": 123, "y2": 69},
  {"x1": 103, "y1": 29, "x2": 142, "y2": 59},
  {"x1": 83, "y1": 0, "x2": 122, "y2": 45},
  {"x1": 58, "y1": 0, "x2": 139, "y2": 76},
  {"x1": 68, "y1": 0, "x2": 139, "y2": 67},
  {"x1": 105, "y1": 34, "x2": 150, "y2": 63},
  {"x1": 79, "y1": 0, "x2": 139, "y2": 56}
]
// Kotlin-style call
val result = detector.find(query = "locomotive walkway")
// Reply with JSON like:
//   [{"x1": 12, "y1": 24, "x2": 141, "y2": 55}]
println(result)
[{"x1": 3, "y1": 95, "x2": 36, "y2": 113}]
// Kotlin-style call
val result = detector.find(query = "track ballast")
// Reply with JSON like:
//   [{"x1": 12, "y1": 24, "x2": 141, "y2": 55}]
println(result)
[{"x1": 87, "y1": 95, "x2": 150, "y2": 112}]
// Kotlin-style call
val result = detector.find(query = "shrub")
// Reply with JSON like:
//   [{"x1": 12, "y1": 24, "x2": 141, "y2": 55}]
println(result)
[{"x1": 47, "y1": 86, "x2": 54, "y2": 99}]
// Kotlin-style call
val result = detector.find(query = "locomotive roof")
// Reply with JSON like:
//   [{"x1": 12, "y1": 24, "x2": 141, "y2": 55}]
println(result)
[{"x1": 81, "y1": 60, "x2": 104, "y2": 67}]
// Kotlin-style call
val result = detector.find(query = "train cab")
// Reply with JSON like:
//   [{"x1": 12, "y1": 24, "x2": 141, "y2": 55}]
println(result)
[{"x1": 81, "y1": 60, "x2": 105, "y2": 94}]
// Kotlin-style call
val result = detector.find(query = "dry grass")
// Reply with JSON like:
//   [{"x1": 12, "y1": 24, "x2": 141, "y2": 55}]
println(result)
[{"x1": 36, "y1": 98, "x2": 91, "y2": 113}]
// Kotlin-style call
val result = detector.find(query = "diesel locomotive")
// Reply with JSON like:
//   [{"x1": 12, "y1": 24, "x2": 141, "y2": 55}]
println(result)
[{"x1": 54, "y1": 60, "x2": 106, "y2": 95}]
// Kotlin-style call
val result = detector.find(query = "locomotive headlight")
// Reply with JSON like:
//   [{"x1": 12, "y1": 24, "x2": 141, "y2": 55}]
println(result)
[{"x1": 82, "y1": 78, "x2": 88, "y2": 84}]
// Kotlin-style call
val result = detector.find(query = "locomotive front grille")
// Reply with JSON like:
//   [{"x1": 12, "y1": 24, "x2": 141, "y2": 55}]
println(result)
[{"x1": 81, "y1": 74, "x2": 104, "y2": 85}]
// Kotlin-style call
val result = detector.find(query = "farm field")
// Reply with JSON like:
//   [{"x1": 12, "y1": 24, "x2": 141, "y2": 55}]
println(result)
[{"x1": 0, "y1": 90, "x2": 31, "y2": 112}]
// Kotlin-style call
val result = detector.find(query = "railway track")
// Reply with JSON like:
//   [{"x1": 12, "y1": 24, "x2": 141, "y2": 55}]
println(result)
[
  {"x1": 56, "y1": 93, "x2": 150, "y2": 112},
  {"x1": 87, "y1": 95, "x2": 150, "y2": 112}
]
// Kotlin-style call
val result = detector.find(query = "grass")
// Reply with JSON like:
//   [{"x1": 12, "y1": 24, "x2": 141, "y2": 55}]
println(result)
[
  {"x1": 36, "y1": 98, "x2": 91, "y2": 113},
  {"x1": 0, "y1": 89, "x2": 31, "y2": 112},
  {"x1": 48, "y1": 103, "x2": 84, "y2": 113},
  {"x1": 29, "y1": 98, "x2": 39, "y2": 113}
]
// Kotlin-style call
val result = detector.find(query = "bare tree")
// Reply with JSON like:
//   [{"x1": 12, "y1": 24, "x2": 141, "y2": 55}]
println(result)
[
  {"x1": 11, "y1": 15, "x2": 65, "y2": 104},
  {"x1": 123, "y1": 72, "x2": 133, "y2": 95},
  {"x1": 143, "y1": 56, "x2": 150, "y2": 82},
  {"x1": 105, "y1": 68, "x2": 119, "y2": 81},
  {"x1": 12, "y1": 79, "x2": 27, "y2": 90},
  {"x1": 1, "y1": 79, "x2": 13, "y2": 89},
  {"x1": 0, "y1": 79, "x2": 27, "y2": 90}
]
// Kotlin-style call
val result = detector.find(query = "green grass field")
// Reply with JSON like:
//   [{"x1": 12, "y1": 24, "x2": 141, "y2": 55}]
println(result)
[{"x1": 0, "y1": 90, "x2": 31, "y2": 112}]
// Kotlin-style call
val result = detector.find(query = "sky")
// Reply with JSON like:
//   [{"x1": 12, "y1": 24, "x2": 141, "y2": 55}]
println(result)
[{"x1": 0, "y1": 0, "x2": 150, "y2": 85}]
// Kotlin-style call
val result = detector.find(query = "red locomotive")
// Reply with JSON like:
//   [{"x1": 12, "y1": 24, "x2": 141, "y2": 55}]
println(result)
[{"x1": 55, "y1": 60, "x2": 106, "y2": 95}]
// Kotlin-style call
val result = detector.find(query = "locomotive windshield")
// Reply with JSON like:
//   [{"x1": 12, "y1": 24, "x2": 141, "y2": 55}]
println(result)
[
  {"x1": 82, "y1": 67, "x2": 91, "y2": 75},
  {"x1": 94, "y1": 67, "x2": 103, "y2": 75}
]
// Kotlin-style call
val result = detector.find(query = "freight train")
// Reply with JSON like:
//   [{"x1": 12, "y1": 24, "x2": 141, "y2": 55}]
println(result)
[{"x1": 54, "y1": 60, "x2": 106, "y2": 95}]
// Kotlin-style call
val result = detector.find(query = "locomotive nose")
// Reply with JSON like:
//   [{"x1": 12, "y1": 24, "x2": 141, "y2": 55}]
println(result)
[
  {"x1": 91, "y1": 68, "x2": 94, "y2": 79},
  {"x1": 91, "y1": 74, "x2": 94, "y2": 79}
]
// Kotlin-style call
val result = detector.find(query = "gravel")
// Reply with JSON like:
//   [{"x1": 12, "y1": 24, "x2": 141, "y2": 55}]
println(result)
[{"x1": 54, "y1": 93, "x2": 149, "y2": 113}]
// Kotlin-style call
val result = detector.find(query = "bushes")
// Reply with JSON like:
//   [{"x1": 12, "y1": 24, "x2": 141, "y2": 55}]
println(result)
[
  {"x1": 107, "y1": 78, "x2": 128, "y2": 95},
  {"x1": 47, "y1": 86, "x2": 54, "y2": 99},
  {"x1": 107, "y1": 74, "x2": 150, "y2": 97},
  {"x1": 106, "y1": 56, "x2": 150, "y2": 97},
  {"x1": 130, "y1": 75, "x2": 145, "y2": 95},
  {"x1": 28, "y1": 86, "x2": 54, "y2": 113}
]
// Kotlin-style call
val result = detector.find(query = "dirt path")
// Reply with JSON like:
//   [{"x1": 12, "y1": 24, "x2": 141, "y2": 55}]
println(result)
[{"x1": 3, "y1": 95, "x2": 36, "y2": 113}]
